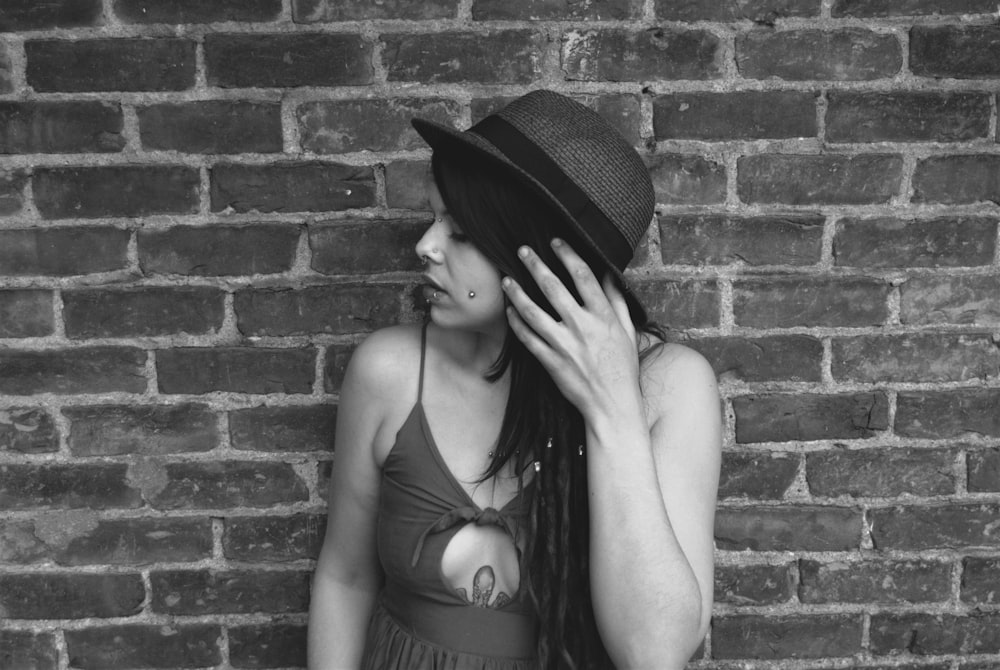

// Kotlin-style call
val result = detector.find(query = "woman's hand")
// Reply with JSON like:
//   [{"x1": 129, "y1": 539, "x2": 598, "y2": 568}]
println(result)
[{"x1": 502, "y1": 239, "x2": 642, "y2": 422}]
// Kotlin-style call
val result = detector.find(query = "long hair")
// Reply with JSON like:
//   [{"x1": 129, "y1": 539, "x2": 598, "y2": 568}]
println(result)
[{"x1": 431, "y1": 150, "x2": 662, "y2": 669}]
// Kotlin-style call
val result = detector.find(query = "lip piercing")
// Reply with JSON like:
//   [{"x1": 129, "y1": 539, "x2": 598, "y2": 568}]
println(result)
[
  {"x1": 420, "y1": 256, "x2": 429, "y2": 265},
  {"x1": 468, "y1": 290, "x2": 476, "y2": 299}
]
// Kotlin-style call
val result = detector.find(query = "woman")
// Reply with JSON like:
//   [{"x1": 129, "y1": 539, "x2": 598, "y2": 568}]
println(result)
[{"x1": 308, "y1": 90, "x2": 721, "y2": 669}]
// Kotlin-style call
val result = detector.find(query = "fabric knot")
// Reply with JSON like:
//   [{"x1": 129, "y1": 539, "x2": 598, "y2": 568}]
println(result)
[
  {"x1": 410, "y1": 505, "x2": 517, "y2": 567},
  {"x1": 476, "y1": 507, "x2": 500, "y2": 526}
]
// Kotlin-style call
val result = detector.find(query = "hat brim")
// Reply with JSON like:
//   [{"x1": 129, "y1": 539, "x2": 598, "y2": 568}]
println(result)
[{"x1": 411, "y1": 117, "x2": 628, "y2": 287}]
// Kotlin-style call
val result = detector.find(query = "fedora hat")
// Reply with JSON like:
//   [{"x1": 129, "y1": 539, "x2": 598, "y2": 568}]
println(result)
[{"x1": 411, "y1": 89, "x2": 655, "y2": 284}]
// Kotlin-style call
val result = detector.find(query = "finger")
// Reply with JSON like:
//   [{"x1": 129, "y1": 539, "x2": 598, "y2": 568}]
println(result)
[
  {"x1": 602, "y1": 273, "x2": 636, "y2": 340},
  {"x1": 516, "y1": 245, "x2": 580, "y2": 317},
  {"x1": 502, "y1": 276, "x2": 560, "y2": 341},
  {"x1": 551, "y1": 238, "x2": 610, "y2": 311},
  {"x1": 506, "y1": 305, "x2": 560, "y2": 369}
]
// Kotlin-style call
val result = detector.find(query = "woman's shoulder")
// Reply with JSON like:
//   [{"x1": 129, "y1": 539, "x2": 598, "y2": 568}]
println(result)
[
  {"x1": 345, "y1": 323, "x2": 425, "y2": 398},
  {"x1": 639, "y1": 339, "x2": 719, "y2": 417}
]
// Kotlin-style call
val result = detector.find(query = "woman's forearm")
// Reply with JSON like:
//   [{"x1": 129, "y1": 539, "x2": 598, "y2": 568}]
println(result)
[{"x1": 307, "y1": 570, "x2": 379, "y2": 670}]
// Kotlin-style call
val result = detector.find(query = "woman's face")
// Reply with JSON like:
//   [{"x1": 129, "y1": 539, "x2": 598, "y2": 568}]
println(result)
[{"x1": 415, "y1": 180, "x2": 507, "y2": 334}]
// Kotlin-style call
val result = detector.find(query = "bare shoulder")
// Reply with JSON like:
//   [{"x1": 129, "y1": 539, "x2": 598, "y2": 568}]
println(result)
[
  {"x1": 345, "y1": 323, "x2": 424, "y2": 402},
  {"x1": 639, "y1": 340, "x2": 720, "y2": 434}
]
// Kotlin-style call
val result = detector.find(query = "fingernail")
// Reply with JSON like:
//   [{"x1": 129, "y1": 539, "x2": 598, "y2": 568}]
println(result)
[
  {"x1": 518, "y1": 246, "x2": 530, "y2": 258},
  {"x1": 502, "y1": 277, "x2": 512, "y2": 288},
  {"x1": 551, "y1": 238, "x2": 563, "y2": 247}
]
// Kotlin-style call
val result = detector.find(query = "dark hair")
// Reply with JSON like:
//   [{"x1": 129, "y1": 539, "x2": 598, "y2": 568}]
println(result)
[{"x1": 431, "y1": 150, "x2": 662, "y2": 669}]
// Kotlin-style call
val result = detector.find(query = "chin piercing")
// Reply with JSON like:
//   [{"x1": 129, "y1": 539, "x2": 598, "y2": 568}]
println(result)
[{"x1": 468, "y1": 290, "x2": 476, "y2": 299}]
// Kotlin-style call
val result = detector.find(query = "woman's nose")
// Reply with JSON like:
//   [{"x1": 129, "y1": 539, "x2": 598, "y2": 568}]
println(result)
[{"x1": 415, "y1": 219, "x2": 444, "y2": 264}]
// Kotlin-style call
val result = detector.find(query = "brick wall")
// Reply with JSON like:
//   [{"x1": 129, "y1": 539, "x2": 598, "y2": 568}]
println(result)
[{"x1": 0, "y1": 0, "x2": 998, "y2": 668}]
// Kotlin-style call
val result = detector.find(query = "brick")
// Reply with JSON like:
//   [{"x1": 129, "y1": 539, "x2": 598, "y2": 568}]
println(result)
[
  {"x1": 799, "y1": 559, "x2": 951, "y2": 604},
  {"x1": 385, "y1": 160, "x2": 430, "y2": 210},
  {"x1": 0, "y1": 289, "x2": 53, "y2": 337},
  {"x1": 714, "y1": 563, "x2": 794, "y2": 605},
  {"x1": 834, "y1": 0, "x2": 996, "y2": 16},
  {"x1": 235, "y1": 285, "x2": 403, "y2": 336},
  {"x1": 713, "y1": 614, "x2": 862, "y2": 659},
  {"x1": 0, "y1": 463, "x2": 141, "y2": 510},
  {"x1": 719, "y1": 451, "x2": 799, "y2": 499},
  {"x1": 734, "y1": 392, "x2": 889, "y2": 443},
  {"x1": 963, "y1": 557, "x2": 999, "y2": 605},
  {"x1": 0, "y1": 0, "x2": 102, "y2": 31},
  {"x1": 64, "y1": 404, "x2": 218, "y2": 456},
  {"x1": 223, "y1": 514, "x2": 326, "y2": 561},
  {"x1": 116, "y1": 0, "x2": 282, "y2": 23},
  {"x1": 206, "y1": 34, "x2": 372, "y2": 88},
  {"x1": 0, "y1": 227, "x2": 129, "y2": 276},
  {"x1": 26, "y1": 39, "x2": 195, "y2": 92},
  {"x1": 563, "y1": 28, "x2": 720, "y2": 81},
  {"x1": 0, "y1": 408, "x2": 58, "y2": 454},
  {"x1": 294, "y1": 0, "x2": 457, "y2": 20},
  {"x1": 58, "y1": 517, "x2": 213, "y2": 565},
  {"x1": 911, "y1": 26, "x2": 1000, "y2": 79},
  {"x1": 0, "y1": 519, "x2": 47, "y2": 563},
  {"x1": 139, "y1": 224, "x2": 299, "y2": 277},
  {"x1": 66, "y1": 625, "x2": 222, "y2": 669},
  {"x1": 0, "y1": 631, "x2": 57, "y2": 670},
  {"x1": 0, "y1": 169, "x2": 28, "y2": 215},
  {"x1": 738, "y1": 29, "x2": 901, "y2": 80},
  {"x1": 385, "y1": 31, "x2": 544, "y2": 84},
  {"x1": 659, "y1": 214, "x2": 823, "y2": 266},
  {"x1": 679, "y1": 335, "x2": 823, "y2": 383},
  {"x1": 229, "y1": 624, "x2": 307, "y2": 669},
  {"x1": 827, "y1": 92, "x2": 990, "y2": 143},
  {"x1": 149, "y1": 461, "x2": 308, "y2": 510},
  {"x1": 871, "y1": 613, "x2": 1000, "y2": 655},
  {"x1": 0, "y1": 573, "x2": 143, "y2": 618},
  {"x1": 869, "y1": 504, "x2": 1000, "y2": 550},
  {"x1": 156, "y1": 347, "x2": 314, "y2": 394},
  {"x1": 0, "y1": 347, "x2": 147, "y2": 395},
  {"x1": 807, "y1": 448, "x2": 955, "y2": 498},
  {"x1": 834, "y1": 216, "x2": 996, "y2": 268},
  {"x1": 901, "y1": 275, "x2": 1000, "y2": 326},
  {"x1": 0, "y1": 46, "x2": 11, "y2": 95},
  {"x1": 658, "y1": 0, "x2": 818, "y2": 21},
  {"x1": 64, "y1": 287, "x2": 224, "y2": 339},
  {"x1": 475, "y1": 0, "x2": 640, "y2": 19},
  {"x1": 647, "y1": 154, "x2": 726, "y2": 205},
  {"x1": 138, "y1": 101, "x2": 282, "y2": 154},
  {"x1": 310, "y1": 220, "x2": 425, "y2": 275},
  {"x1": 738, "y1": 154, "x2": 902, "y2": 205},
  {"x1": 211, "y1": 162, "x2": 375, "y2": 213},
  {"x1": 151, "y1": 569, "x2": 310, "y2": 614},
  {"x1": 630, "y1": 279, "x2": 719, "y2": 329},
  {"x1": 715, "y1": 506, "x2": 859, "y2": 551},
  {"x1": 734, "y1": 277, "x2": 889, "y2": 328},
  {"x1": 913, "y1": 155, "x2": 1000, "y2": 204},
  {"x1": 834, "y1": 333, "x2": 1000, "y2": 384},
  {"x1": 323, "y1": 343, "x2": 355, "y2": 393},
  {"x1": 0, "y1": 102, "x2": 125, "y2": 153},
  {"x1": 299, "y1": 97, "x2": 459, "y2": 154},
  {"x1": 34, "y1": 166, "x2": 200, "y2": 219},
  {"x1": 968, "y1": 448, "x2": 1000, "y2": 492},
  {"x1": 654, "y1": 92, "x2": 816, "y2": 141},
  {"x1": 230, "y1": 405, "x2": 335, "y2": 452},
  {"x1": 896, "y1": 390, "x2": 1000, "y2": 439}
]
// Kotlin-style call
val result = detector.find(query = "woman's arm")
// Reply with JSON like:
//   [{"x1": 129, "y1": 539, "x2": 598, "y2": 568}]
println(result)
[{"x1": 504, "y1": 240, "x2": 721, "y2": 669}]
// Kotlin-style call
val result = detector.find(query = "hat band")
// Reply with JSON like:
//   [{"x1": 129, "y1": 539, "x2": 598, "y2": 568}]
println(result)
[{"x1": 470, "y1": 115, "x2": 633, "y2": 271}]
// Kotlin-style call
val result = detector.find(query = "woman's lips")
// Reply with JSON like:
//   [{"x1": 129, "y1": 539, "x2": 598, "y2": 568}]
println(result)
[{"x1": 421, "y1": 275, "x2": 447, "y2": 301}]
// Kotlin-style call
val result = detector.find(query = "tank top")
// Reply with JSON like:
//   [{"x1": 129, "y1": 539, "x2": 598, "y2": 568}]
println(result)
[{"x1": 361, "y1": 324, "x2": 539, "y2": 669}]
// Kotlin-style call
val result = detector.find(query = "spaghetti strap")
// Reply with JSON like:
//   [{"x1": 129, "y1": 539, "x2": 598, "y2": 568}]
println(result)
[{"x1": 417, "y1": 321, "x2": 428, "y2": 404}]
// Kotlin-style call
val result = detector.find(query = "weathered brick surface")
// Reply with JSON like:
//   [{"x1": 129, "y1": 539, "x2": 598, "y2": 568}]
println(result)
[
  {"x1": 229, "y1": 624, "x2": 307, "y2": 669},
  {"x1": 385, "y1": 31, "x2": 544, "y2": 84},
  {"x1": 0, "y1": 408, "x2": 58, "y2": 453},
  {"x1": 657, "y1": 0, "x2": 819, "y2": 21},
  {"x1": 311, "y1": 220, "x2": 424, "y2": 275},
  {"x1": 738, "y1": 154, "x2": 903, "y2": 205},
  {"x1": 0, "y1": 289, "x2": 54, "y2": 337},
  {"x1": 0, "y1": 463, "x2": 142, "y2": 510},
  {"x1": 871, "y1": 613, "x2": 1000, "y2": 655},
  {"x1": 0, "y1": 630, "x2": 58, "y2": 670},
  {"x1": 713, "y1": 615, "x2": 863, "y2": 659},
  {"x1": 0, "y1": 169, "x2": 27, "y2": 215},
  {"x1": 733, "y1": 392, "x2": 889, "y2": 443},
  {"x1": 148, "y1": 462, "x2": 309, "y2": 509},
  {"x1": 63, "y1": 287, "x2": 224, "y2": 338},
  {"x1": 654, "y1": 92, "x2": 816, "y2": 141},
  {"x1": 738, "y1": 29, "x2": 901, "y2": 80},
  {"x1": 647, "y1": 154, "x2": 727, "y2": 205},
  {"x1": 65, "y1": 404, "x2": 218, "y2": 455},
  {"x1": 911, "y1": 26, "x2": 1000, "y2": 79},
  {"x1": 0, "y1": 47, "x2": 12, "y2": 95},
  {"x1": 968, "y1": 448, "x2": 1000, "y2": 492},
  {"x1": 0, "y1": 573, "x2": 144, "y2": 618},
  {"x1": 834, "y1": 217, "x2": 997, "y2": 268},
  {"x1": 323, "y1": 343, "x2": 355, "y2": 393},
  {"x1": 799, "y1": 559, "x2": 951, "y2": 604},
  {"x1": 34, "y1": 166, "x2": 200, "y2": 219},
  {"x1": 472, "y1": 93, "x2": 642, "y2": 145},
  {"x1": 0, "y1": 102, "x2": 125, "y2": 153},
  {"x1": 0, "y1": 0, "x2": 103, "y2": 31},
  {"x1": 139, "y1": 224, "x2": 299, "y2": 276},
  {"x1": 0, "y1": 227, "x2": 129, "y2": 277},
  {"x1": 116, "y1": 0, "x2": 282, "y2": 23},
  {"x1": 205, "y1": 34, "x2": 373, "y2": 88},
  {"x1": 833, "y1": 0, "x2": 995, "y2": 16},
  {"x1": 631, "y1": 279, "x2": 719, "y2": 329},
  {"x1": 685, "y1": 335, "x2": 823, "y2": 382},
  {"x1": 807, "y1": 448, "x2": 955, "y2": 498},
  {"x1": 869, "y1": 505, "x2": 1000, "y2": 550},
  {"x1": 833, "y1": 333, "x2": 1000, "y2": 383},
  {"x1": 563, "y1": 29, "x2": 721, "y2": 82},
  {"x1": 26, "y1": 39, "x2": 196, "y2": 92},
  {"x1": 235, "y1": 285, "x2": 403, "y2": 336},
  {"x1": 715, "y1": 506, "x2": 860, "y2": 551},
  {"x1": 138, "y1": 101, "x2": 282, "y2": 154},
  {"x1": 156, "y1": 347, "x2": 314, "y2": 394},
  {"x1": 719, "y1": 451, "x2": 799, "y2": 499},
  {"x1": 299, "y1": 98, "x2": 459, "y2": 153},
  {"x1": 56, "y1": 517, "x2": 214, "y2": 565},
  {"x1": 0, "y1": 347, "x2": 147, "y2": 395},
  {"x1": 962, "y1": 557, "x2": 1000, "y2": 605},
  {"x1": 223, "y1": 514, "x2": 326, "y2": 561},
  {"x1": 900, "y1": 276, "x2": 1000, "y2": 326},
  {"x1": 913, "y1": 155, "x2": 1000, "y2": 205},
  {"x1": 295, "y1": 0, "x2": 457, "y2": 21},
  {"x1": 151, "y1": 569, "x2": 310, "y2": 614},
  {"x1": 230, "y1": 405, "x2": 334, "y2": 452},
  {"x1": 714, "y1": 563, "x2": 794, "y2": 606},
  {"x1": 734, "y1": 277, "x2": 889, "y2": 328},
  {"x1": 826, "y1": 92, "x2": 991, "y2": 143},
  {"x1": 211, "y1": 162, "x2": 375, "y2": 213},
  {"x1": 896, "y1": 390, "x2": 1000, "y2": 438},
  {"x1": 384, "y1": 160, "x2": 431, "y2": 209},
  {"x1": 659, "y1": 214, "x2": 823, "y2": 266},
  {"x1": 475, "y1": 0, "x2": 641, "y2": 20},
  {"x1": 65, "y1": 625, "x2": 222, "y2": 669}
]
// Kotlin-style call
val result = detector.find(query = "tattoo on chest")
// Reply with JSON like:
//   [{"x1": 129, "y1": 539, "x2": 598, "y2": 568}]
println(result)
[{"x1": 456, "y1": 565, "x2": 512, "y2": 609}]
